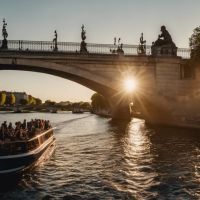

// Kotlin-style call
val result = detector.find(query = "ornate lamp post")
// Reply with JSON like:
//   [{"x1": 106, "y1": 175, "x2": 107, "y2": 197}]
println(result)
[
  {"x1": 1, "y1": 18, "x2": 8, "y2": 49},
  {"x1": 52, "y1": 30, "x2": 58, "y2": 51},
  {"x1": 137, "y1": 33, "x2": 146, "y2": 55},
  {"x1": 80, "y1": 25, "x2": 88, "y2": 53},
  {"x1": 110, "y1": 37, "x2": 124, "y2": 54}
]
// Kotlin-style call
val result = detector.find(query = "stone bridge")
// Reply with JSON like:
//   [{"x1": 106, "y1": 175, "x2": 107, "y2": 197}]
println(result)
[{"x1": 1, "y1": 41, "x2": 200, "y2": 128}]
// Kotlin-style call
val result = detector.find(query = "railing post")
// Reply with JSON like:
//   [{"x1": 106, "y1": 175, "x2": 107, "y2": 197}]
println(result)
[{"x1": 18, "y1": 40, "x2": 20, "y2": 50}]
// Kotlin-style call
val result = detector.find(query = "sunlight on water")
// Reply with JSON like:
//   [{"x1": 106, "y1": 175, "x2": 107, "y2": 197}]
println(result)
[
  {"x1": 112, "y1": 119, "x2": 159, "y2": 199},
  {"x1": 129, "y1": 120, "x2": 150, "y2": 151}
]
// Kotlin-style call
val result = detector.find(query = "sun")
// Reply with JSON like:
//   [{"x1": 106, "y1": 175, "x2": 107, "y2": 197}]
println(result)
[{"x1": 124, "y1": 78, "x2": 138, "y2": 93}]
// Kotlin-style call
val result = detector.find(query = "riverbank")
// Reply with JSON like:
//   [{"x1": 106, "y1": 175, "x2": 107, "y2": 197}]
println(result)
[{"x1": 91, "y1": 109, "x2": 111, "y2": 118}]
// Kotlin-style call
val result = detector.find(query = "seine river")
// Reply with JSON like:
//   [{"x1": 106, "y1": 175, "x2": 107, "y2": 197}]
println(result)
[{"x1": 0, "y1": 112, "x2": 200, "y2": 200}]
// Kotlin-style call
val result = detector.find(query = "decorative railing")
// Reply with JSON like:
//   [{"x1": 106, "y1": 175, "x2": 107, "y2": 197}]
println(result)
[{"x1": 0, "y1": 40, "x2": 191, "y2": 58}]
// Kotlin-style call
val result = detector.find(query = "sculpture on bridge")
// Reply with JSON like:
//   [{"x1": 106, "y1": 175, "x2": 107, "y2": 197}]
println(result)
[
  {"x1": 1, "y1": 18, "x2": 8, "y2": 49},
  {"x1": 151, "y1": 26, "x2": 177, "y2": 56},
  {"x1": 80, "y1": 25, "x2": 88, "y2": 53},
  {"x1": 52, "y1": 30, "x2": 58, "y2": 51},
  {"x1": 137, "y1": 33, "x2": 146, "y2": 55},
  {"x1": 110, "y1": 37, "x2": 124, "y2": 55}
]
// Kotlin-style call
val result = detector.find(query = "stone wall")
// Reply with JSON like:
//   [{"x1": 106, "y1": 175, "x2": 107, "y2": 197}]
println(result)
[{"x1": 143, "y1": 57, "x2": 200, "y2": 128}]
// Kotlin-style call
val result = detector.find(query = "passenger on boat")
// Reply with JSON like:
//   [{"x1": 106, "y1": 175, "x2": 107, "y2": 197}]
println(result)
[
  {"x1": 0, "y1": 119, "x2": 52, "y2": 143},
  {"x1": 0, "y1": 123, "x2": 6, "y2": 142},
  {"x1": 22, "y1": 119, "x2": 27, "y2": 129},
  {"x1": 7, "y1": 122, "x2": 15, "y2": 140}
]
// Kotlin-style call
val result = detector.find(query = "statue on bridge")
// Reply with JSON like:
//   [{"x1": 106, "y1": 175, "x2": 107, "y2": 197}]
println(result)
[
  {"x1": 52, "y1": 30, "x2": 58, "y2": 51},
  {"x1": 80, "y1": 25, "x2": 88, "y2": 53},
  {"x1": 137, "y1": 33, "x2": 146, "y2": 55},
  {"x1": 110, "y1": 37, "x2": 124, "y2": 55},
  {"x1": 151, "y1": 26, "x2": 177, "y2": 56},
  {"x1": 1, "y1": 18, "x2": 8, "y2": 49}
]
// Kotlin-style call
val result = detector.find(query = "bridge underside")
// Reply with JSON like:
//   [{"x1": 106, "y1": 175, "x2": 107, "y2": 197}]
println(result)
[
  {"x1": 0, "y1": 63, "x2": 132, "y2": 120},
  {"x1": 0, "y1": 64, "x2": 116, "y2": 96}
]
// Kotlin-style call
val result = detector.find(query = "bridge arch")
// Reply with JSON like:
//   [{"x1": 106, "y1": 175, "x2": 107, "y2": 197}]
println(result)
[
  {"x1": 0, "y1": 57, "x2": 116, "y2": 97},
  {"x1": 0, "y1": 54, "x2": 143, "y2": 120}
]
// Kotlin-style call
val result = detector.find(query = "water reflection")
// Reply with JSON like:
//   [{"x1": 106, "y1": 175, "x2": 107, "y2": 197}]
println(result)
[
  {"x1": 109, "y1": 119, "x2": 200, "y2": 199},
  {"x1": 152, "y1": 126, "x2": 200, "y2": 199},
  {"x1": 109, "y1": 119, "x2": 159, "y2": 199},
  {"x1": 0, "y1": 113, "x2": 200, "y2": 199}
]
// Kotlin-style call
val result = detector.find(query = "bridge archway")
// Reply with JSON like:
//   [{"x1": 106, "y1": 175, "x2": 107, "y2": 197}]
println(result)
[
  {"x1": 0, "y1": 57, "x2": 132, "y2": 120},
  {"x1": 0, "y1": 58, "x2": 116, "y2": 97}
]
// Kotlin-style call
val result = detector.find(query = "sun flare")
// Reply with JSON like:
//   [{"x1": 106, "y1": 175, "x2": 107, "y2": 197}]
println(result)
[{"x1": 124, "y1": 78, "x2": 138, "y2": 93}]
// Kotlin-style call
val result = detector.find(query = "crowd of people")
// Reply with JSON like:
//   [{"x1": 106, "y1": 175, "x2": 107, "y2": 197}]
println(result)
[{"x1": 0, "y1": 119, "x2": 52, "y2": 142}]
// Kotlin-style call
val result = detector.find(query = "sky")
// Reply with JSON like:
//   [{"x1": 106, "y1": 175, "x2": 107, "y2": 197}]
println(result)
[{"x1": 0, "y1": 0, "x2": 200, "y2": 102}]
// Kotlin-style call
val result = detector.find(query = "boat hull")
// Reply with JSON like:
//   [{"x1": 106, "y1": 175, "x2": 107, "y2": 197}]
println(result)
[{"x1": 0, "y1": 136, "x2": 55, "y2": 175}]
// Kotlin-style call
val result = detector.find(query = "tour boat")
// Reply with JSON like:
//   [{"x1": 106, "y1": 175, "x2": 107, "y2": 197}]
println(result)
[{"x1": 0, "y1": 128, "x2": 55, "y2": 175}]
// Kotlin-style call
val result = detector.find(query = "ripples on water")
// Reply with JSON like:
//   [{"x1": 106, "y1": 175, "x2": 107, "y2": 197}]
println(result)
[{"x1": 0, "y1": 112, "x2": 200, "y2": 199}]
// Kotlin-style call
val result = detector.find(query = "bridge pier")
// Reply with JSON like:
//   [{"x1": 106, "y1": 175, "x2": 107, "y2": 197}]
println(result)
[
  {"x1": 134, "y1": 94, "x2": 173, "y2": 125},
  {"x1": 109, "y1": 97, "x2": 131, "y2": 121}
]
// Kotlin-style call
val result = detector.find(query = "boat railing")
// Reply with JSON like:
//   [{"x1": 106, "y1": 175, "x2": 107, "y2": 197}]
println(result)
[{"x1": 0, "y1": 128, "x2": 55, "y2": 156}]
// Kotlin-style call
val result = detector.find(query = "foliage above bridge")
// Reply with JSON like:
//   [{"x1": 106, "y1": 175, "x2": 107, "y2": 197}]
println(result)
[{"x1": 190, "y1": 26, "x2": 200, "y2": 62}]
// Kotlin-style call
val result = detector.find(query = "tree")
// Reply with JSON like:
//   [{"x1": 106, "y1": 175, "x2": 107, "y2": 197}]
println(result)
[
  {"x1": 80, "y1": 102, "x2": 91, "y2": 110},
  {"x1": 189, "y1": 26, "x2": 200, "y2": 62},
  {"x1": 0, "y1": 92, "x2": 6, "y2": 106},
  {"x1": 28, "y1": 95, "x2": 36, "y2": 105},
  {"x1": 35, "y1": 98, "x2": 42, "y2": 105},
  {"x1": 10, "y1": 93, "x2": 16, "y2": 105},
  {"x1": 45, "y1": 100, "x2": 56, "y2": 106},
  {"x1": 20, "y1": 98, "x2": 28, "y2": 105},
  {"x1": 91, "y1": 93, "x2": 110, "y2": 111},
  {"x1": 5, "y1": 93, "x2": 16, "y2": 105}
]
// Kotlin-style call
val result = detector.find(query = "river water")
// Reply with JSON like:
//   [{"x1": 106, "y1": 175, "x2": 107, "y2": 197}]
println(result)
[{"x1": 0, "y1": 112, "x2": 200, "y2": 200}]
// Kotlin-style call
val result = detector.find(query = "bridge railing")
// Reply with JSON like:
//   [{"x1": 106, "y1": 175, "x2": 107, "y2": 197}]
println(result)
[
  {"x1": 0, "y1": 40, "x2": 191, "y2": 58},
  {"x1": 176, "y1": 48, "x2": 191, "y2": 59}
]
